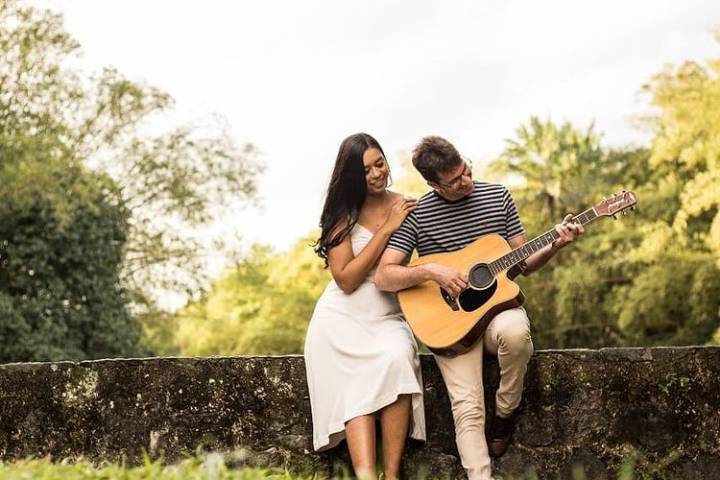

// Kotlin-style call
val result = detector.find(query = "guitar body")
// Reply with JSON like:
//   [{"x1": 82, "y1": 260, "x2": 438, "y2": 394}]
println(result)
[
  {"x1": 396, "y1": 190, "x2": 638, "y2": 357},
  {"x1": 398, "y1": 234, "x2": 524, "y2": 357}
]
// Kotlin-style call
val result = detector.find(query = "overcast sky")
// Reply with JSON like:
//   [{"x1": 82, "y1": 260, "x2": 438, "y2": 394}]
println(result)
[{"x1": 38, "y1": 1, "x2": 719, "y2": 257}]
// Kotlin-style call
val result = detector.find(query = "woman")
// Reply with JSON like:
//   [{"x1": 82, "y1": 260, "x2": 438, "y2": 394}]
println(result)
[{"x1": 304, "y1": 133, "x2": 425, "y2": 480}]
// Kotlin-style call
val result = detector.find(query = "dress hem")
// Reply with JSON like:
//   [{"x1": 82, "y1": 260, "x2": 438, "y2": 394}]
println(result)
[{"x1": 313, "y1": 384, "x2": 426, "y2": 452}]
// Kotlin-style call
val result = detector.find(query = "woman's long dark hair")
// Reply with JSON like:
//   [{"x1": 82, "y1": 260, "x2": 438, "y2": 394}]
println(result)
[{"x1": 314, "y1": 133, "x2": 386, "y2": 267}]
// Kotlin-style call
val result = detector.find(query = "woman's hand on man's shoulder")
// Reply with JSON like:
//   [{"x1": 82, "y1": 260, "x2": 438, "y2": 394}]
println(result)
[{"x1": 381, "y1": 195, "x2": 417, "y2": 234}]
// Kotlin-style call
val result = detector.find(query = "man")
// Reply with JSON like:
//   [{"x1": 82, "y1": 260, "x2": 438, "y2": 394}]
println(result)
[{"x1": 374, "y1": 136, "x2": 583, "y2": 480}]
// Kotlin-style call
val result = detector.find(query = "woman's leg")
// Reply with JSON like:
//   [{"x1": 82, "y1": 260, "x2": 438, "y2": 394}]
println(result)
[
  {"x1": 345, "y1": 415, "x2": 377, "y2": 479},
  {"x1": 379, "y1": 394, "x2": 412, "y2": 480}
]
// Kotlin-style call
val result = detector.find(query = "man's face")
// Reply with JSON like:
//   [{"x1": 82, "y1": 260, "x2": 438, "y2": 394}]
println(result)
[{"x1": 429, "y1": 161, "x2": 474, "y2": 201}]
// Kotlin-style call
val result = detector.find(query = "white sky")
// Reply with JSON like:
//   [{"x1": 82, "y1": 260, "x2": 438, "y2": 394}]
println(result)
[{"x1": 37, "y1": 1, "x2": 720, "y2": 260}]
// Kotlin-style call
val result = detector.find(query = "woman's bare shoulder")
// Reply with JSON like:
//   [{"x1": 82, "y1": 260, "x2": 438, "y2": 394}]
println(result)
[{"x1": 386, "y1": 190, "x2": 414, "y2": 202}]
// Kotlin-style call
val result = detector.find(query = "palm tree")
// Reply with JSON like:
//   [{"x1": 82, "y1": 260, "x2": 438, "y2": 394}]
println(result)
[{"x1": 487, "y1": 116, "x2": 605, "y2": 226}]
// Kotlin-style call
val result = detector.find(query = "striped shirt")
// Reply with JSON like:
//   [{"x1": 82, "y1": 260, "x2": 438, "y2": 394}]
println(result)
[{"x1": 387, "y1": 181, "x2": 525, "y2": 257}]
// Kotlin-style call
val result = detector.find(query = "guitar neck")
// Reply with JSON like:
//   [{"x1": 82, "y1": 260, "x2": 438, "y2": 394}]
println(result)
[{"x1": 488, "y1": 207, "x2": 598, "y2": 275}]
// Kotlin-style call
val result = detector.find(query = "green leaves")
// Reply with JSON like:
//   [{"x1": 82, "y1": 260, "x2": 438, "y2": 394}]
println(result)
[
  {"x1": 489, "y1": 108, "x2": 720, "y2": 348},
  {"x1": 0, "y1": 0, "x2": 266, "y2": 360},
  {"x1": 646, "y1": 58, "x2": 720, "y2": 265},
  {"x1": 0, "y1": 167, "x2": 142, "y2": 362},
  {"x1": 487, "y1": 116, "x2": 607, "y2": 231},
  {"x1": 173, "y1": 235, "x2": 330, "y2": 356},
  {"x1": 0, "y1": 0, "x2": 263, "y2": 315}
]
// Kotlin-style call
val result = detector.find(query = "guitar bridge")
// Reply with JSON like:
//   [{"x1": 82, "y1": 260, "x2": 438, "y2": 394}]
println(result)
[{"x1": 440, "y1": 288, "x2": 460, "y2": 311}]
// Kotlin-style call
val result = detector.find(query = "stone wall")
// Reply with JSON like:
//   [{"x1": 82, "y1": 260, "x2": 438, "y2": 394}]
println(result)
[{"x1": 1, "y1": 347, "x2": 719, "y2": 479}]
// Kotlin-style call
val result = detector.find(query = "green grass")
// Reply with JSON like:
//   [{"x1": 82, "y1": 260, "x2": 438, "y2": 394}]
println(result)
[
  {"x1": 0, "y1": 455, "x2": 331, "y2": 480},
  {"x1": 0, "y1": 454, "x2": 667, "y2": 480}
]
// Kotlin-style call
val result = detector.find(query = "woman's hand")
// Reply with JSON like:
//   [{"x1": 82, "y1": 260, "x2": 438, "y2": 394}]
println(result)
[{"x1": 381, "y1": 197, "x2": 417, "y2": 234}]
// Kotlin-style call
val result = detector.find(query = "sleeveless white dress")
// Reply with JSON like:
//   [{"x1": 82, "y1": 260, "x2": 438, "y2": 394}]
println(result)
[{"x1": 304, "y1": 224, "x2": 426, "y2": 451}]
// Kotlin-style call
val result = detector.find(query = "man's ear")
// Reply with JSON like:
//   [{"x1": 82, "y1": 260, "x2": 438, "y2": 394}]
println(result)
[{"x1": 427, "y1": 181, "x2": 439, "y2": 191}]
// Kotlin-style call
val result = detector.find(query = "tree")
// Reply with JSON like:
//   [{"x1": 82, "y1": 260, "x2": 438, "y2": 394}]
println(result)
[
  {"x1": 644, "y1": 58, "x2": 720, "y2": 266},
  {"x1": 487, "y1": 110, "x2": 720, "y2": 348},
  {"x1": 0, "y1": 157, "x2": 142, "y2": 361},
  {"x1": 624, "y1": 54, "x2": 720, "y2": 345},
  {"x1": 0, "y1": 1, "x2": 262, "y2": 360},
  {"x1": 174, "y1": 235, "x2": 330, "y2": 356},
  {"x1": 486, "y1": 116, "x2": 610, "y2": 230},
  {"x1": 0, "y1": 0, "x2": 262, "y2": 310},
  {"x1": 485, "y1": 118, "x2": 629, "y2": 347}
]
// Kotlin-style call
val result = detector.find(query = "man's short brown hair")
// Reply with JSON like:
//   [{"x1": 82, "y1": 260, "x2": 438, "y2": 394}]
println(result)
[{"x1": 412, "y1": 136, "x2": 463, "y2": 183}]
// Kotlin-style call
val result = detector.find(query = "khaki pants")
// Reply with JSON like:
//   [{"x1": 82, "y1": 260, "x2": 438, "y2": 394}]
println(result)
[{"x1": 433, "y1": 307, "x2": 534, "y2": 480}]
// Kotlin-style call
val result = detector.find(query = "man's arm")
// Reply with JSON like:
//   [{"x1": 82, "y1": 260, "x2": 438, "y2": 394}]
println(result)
[
  {"x1": 509, "y1": 213, "x2": 584, "y2": 276},
  {"x1": 374, "y1": 248, "x2": 468, "y2": 297},
  {"x1": 374, "y1": 249, "x2": 431, "y2": 292}
]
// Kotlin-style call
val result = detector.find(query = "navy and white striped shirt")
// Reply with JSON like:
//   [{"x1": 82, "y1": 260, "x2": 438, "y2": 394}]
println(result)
[{"x1": 387, "y1": 181, "x2": 525, "y2": 257}]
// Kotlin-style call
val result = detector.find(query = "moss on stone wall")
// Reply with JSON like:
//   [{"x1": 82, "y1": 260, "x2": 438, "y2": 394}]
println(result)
[{"x1": 1, "y1": 348, "x2": 719, "y2": 479}]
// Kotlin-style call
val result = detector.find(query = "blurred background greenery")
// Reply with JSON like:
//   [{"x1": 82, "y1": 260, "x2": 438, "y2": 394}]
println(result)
[{"x1": 1, "y1": 1, "x2": 718, "y2": 362}]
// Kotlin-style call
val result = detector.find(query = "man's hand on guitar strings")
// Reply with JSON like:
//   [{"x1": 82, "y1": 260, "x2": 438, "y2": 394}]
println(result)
[
  {"x1": 552, "y1": 213, "x2": 585, "y2": 249},
  {"x1": 426, "y1": 263, "x2": 468, "y2": 298}
]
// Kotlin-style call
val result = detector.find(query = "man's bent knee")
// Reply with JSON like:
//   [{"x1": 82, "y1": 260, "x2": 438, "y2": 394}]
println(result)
[{"x1": 500, "y1": 327, "x2": 533, "y2": 356}]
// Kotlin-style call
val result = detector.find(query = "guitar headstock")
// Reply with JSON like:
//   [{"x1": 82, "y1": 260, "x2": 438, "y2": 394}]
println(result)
[{"x1": 594, "y1": 191, "x2": 637, "y2": 217}]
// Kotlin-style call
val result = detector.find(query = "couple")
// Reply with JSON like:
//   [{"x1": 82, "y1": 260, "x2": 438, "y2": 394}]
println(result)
[{"x1": 304, "y1": 133, "x2": 583, "y2": 480}]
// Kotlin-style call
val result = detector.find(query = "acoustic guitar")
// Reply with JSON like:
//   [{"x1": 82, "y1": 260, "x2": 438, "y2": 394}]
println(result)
[{"x1": 397, "y1": 191, "x2": 637, "y2": 356}]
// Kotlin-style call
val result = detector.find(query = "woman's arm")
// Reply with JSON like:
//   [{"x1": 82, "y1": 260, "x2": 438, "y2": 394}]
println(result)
[{"x1": 328, "y1": 197, "x2": 415, "y2": 294}]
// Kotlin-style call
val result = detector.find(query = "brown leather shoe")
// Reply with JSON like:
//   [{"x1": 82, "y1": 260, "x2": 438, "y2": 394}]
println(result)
[{"x1": 487, "y1": 413, "x2": 514, "y2": 458}]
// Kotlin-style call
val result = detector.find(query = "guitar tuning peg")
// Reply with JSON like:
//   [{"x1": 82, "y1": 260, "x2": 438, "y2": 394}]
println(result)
[
  {"x1": 612, "y1": 214, "x2": 617, "y2": 220},
  {"x1": 630, "y1": 206, "x2": 635, "y2": 211}
]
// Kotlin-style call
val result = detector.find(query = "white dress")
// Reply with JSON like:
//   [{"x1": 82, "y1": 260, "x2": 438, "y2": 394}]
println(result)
[{"x1": 304, "y1": 224, "x2": 426, "y2": 451}]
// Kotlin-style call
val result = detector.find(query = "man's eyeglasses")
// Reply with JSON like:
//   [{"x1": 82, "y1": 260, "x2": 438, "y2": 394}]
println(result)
[{"x1": 437, "y1": 161, "x2": 472, "y2": 189}]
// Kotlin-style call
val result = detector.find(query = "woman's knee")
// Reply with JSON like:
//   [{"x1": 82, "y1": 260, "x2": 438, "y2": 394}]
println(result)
[{"x1": 384, "y1": 341, "x2": 417, "y2": 366}]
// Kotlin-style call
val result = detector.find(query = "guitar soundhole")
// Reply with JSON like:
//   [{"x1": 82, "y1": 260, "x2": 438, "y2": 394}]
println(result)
[
  {"x1": 469, "y1": 263, "x2": 494, "y2": 289},
  {"x1": 458, "y1": 280, "x2": 497, "y2": 312}
]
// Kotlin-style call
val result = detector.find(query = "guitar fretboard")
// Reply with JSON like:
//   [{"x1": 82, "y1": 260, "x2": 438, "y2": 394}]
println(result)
[{"x1": 488, "y1": 208, "x2": 598, "y2": 275}]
